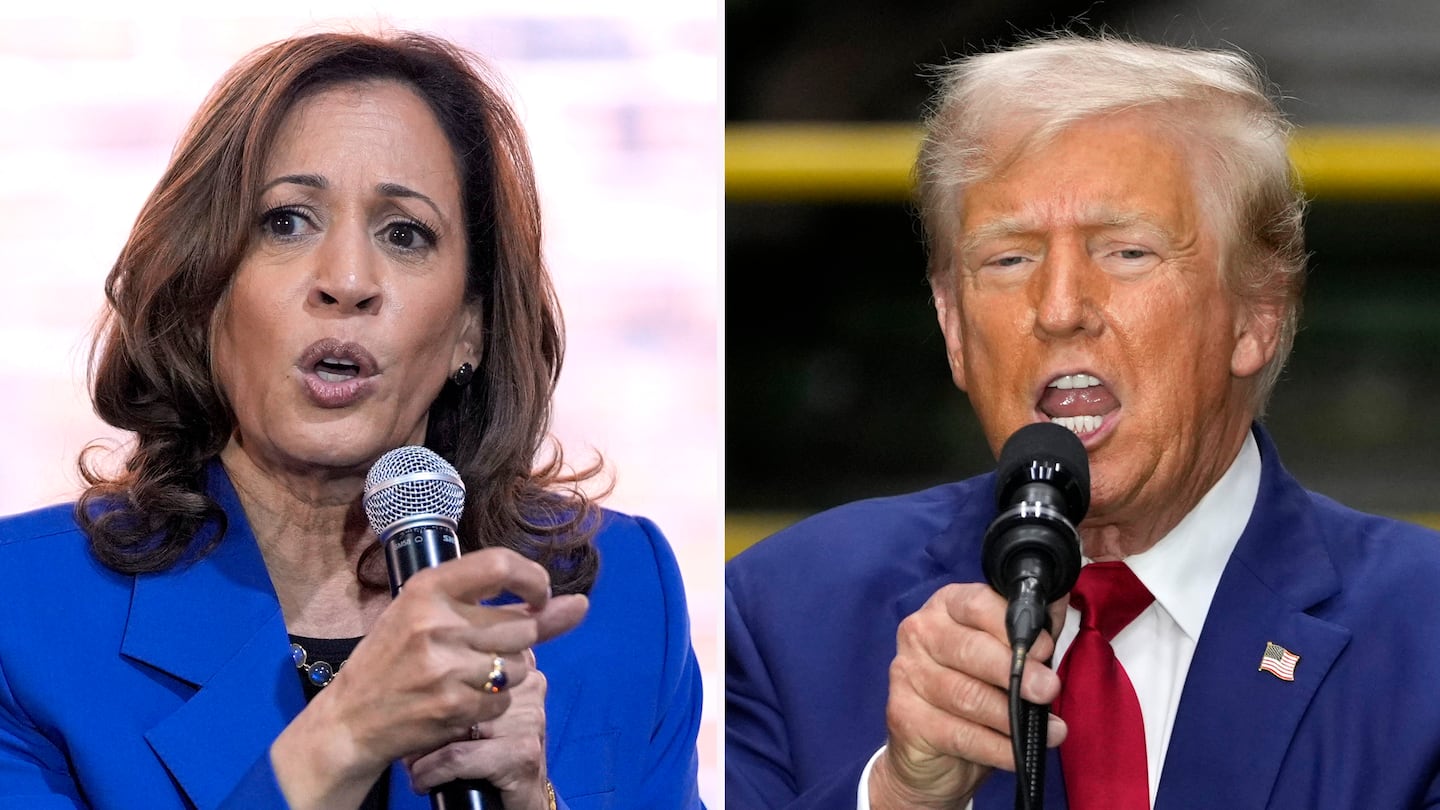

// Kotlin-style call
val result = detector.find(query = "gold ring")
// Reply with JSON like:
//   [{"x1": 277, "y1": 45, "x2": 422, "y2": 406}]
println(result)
[{"x1": 481, "y1": 655, "x2": 509, "y2": 694}]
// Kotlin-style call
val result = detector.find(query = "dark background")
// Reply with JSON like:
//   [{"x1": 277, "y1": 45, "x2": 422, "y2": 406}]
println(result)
[{"x1": 726, "y1": 0, "x2": 1440, "y2": 527}]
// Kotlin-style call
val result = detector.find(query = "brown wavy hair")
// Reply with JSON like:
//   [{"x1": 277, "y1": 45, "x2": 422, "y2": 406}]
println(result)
[{"x1": 78, "y1": 31, "x2": 602, "y2": 595}]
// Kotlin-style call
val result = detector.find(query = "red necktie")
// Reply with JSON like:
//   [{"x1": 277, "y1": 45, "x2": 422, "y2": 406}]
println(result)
[{"x1": 1054, "y1": 561, "x2": 1155, "y2": 810}]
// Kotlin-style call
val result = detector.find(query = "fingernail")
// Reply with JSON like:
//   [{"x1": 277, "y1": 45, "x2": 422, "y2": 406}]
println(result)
[
  {"x1": 1023, "y1": 670, "x2": 1059, "y2": 704},
  {"x1": 1047, "y1": 715, "x2": 1067, "y2": 746}
]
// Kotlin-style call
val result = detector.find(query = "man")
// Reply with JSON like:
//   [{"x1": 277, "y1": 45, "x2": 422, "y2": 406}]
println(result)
[{"x1": 726, "y1": 35, "x2": 1440, "y2": 809}]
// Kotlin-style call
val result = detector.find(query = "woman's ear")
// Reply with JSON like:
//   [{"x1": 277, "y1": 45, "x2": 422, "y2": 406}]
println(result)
[{"x1": 452, "y1": 302, "x2": 484, "y2": 371}]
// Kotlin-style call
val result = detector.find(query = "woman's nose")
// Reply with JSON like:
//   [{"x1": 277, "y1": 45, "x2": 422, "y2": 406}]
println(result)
[{"x1": 308, "y1": 224, "x2": 383, "y2": 313}]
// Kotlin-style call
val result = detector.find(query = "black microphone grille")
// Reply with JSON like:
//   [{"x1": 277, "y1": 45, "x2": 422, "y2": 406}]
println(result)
[
  {"x1": 995, "y1": 422, "x2": 1090, "y2": 521},
  {"x1": 362, "y1": 446, "x2": 466, "y2": 541}
]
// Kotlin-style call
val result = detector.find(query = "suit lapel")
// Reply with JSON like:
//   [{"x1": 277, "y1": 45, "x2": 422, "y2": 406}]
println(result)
[
  {"x1": 1155, "y1": 428, "x2": 1351, "y2": 810},
  {"x1": 120, "y1": 466, "x2": 306, "y2": 810},
  {"x1": 893, "y1": 473, "x2": 997, "y2": 621}
]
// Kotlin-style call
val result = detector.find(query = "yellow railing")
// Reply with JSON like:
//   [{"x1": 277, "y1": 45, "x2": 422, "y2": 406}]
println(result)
[
  {"x1": 726, "y1": 124, "x2": 919, "y2": 201},
  {"x1": 726, "y1": 123, "x2": 1440, "y2": 201}
]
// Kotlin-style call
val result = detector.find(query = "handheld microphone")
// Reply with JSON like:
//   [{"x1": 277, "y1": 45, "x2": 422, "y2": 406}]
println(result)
[
  {"x1": 982, "y1": 421, "x2": 1088, "y2": 652},
  {"x1": 364, "y1": 446, "x2": 503, "y2": 810},
  {"x1": 980, "y1": 422, "x2": 1088, "y2": 810}
]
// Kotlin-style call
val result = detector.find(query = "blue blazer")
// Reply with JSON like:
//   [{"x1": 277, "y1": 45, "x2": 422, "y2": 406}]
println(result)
[
  {"x1": 727, "y1": 427, "x2": 1440, "y2": 809},
  {"x1": 0, "y1": 465, "x2": 703, "y2": 809}
]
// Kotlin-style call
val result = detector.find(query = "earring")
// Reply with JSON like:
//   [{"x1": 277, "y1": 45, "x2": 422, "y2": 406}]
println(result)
[{"x1": 450, "y1": 362, "x2": 474, "y2": 388}]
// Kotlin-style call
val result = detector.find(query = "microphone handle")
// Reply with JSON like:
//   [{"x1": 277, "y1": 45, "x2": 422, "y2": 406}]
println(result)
[
  {"x1": 384, "y1": 525, "x2": 464, "y2": 596},
  {"x1": 432, "y1": 781, "x2": 504, "y2": 810},
  {"x1": 1015, "y1": 699, "x2": 1048, "y2": 810},
  {"x1": 385, "y1": 526, "x2": 505, "y2": 810},
  {"x1": 1003, "y1": 580, "x2": 1050, "y2": 810}
]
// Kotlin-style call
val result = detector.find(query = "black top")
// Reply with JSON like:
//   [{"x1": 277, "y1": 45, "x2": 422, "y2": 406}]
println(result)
[{"x1": 290, "y1": 635, "x2": 389, "y2": 810}]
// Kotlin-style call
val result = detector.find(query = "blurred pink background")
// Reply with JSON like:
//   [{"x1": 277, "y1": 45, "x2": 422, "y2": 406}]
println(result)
[{"x1": 0, "y1": 4, "x2": 720, "y2": 804}]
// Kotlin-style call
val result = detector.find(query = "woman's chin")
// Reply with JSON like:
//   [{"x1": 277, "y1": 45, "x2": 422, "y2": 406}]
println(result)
[{"x1": 230, "y1": 429, "x2": 414, "y2": 480}]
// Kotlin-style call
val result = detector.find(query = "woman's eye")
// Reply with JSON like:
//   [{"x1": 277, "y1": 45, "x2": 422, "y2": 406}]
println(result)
[
  {"x1": 259, "y1": 208, "x2": 313, "y2": 238},
  {"x1": 384, "y1": 222, "x2": 436, "y2": 250}
]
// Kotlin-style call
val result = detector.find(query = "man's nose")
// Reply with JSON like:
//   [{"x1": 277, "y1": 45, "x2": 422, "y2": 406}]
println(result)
[{"x1": 1030, "y1": 243, "x2": 1102, "y2": 339}]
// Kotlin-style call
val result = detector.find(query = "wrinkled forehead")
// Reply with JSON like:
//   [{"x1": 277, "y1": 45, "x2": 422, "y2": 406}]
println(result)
[{"x1": 950, "y1": 109, "x2": 1235, "y2": 257}]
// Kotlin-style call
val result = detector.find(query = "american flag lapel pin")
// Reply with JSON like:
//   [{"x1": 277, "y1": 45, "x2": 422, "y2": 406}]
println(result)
[{"x1": 1259, "y1": 641, "x2": 1300, "y2": 681}]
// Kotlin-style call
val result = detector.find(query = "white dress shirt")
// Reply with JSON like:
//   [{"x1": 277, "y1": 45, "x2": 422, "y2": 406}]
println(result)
[{"x1": 857, "y1": 431, "x2": 1261, "y2": 809}]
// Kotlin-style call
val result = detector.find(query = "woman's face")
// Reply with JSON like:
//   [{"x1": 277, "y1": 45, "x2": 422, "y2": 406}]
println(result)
[{"x1": 212, "y1": 79, "x2": 480, "y2": 478}]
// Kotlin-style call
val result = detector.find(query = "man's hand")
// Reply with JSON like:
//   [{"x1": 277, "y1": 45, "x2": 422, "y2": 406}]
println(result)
[{"x1": 869, "y1": 583, "x2": 1067, "y2": 809}]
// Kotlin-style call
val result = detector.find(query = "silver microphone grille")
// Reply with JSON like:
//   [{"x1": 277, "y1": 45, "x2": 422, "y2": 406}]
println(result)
[{"x1": 362, "y1": 446, "x2": 466, "y2": 541}]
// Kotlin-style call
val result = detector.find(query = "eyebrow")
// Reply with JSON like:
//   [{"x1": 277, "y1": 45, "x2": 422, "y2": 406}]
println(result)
[
  {"x1": 376, "y1": 182, "x2": 447, "y2": 224},
  {"x1": 262, "y1": 173, "x2": 326, "y2": 193},
  {"x1": 261, "y1": 174, "x2": 449, "y2": 225},
  {"x1": 960, "y1": 218, "x2": 1033, "y2": 257},
  {"x1": 960, "y1": 210, "x2": 1173, "y2": 256}
]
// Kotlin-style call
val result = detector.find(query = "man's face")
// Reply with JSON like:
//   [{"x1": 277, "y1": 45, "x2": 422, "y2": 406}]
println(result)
[{"x1": 933, "y1": 112, "x2": 1279, "y2": 548}]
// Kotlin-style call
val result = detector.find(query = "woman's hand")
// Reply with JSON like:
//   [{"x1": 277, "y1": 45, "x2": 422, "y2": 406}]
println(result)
[
  {"x1": 407, "y1": 647, "x2": 553, "y2": 810},
  {"x1": 270, "y1": 548, "x2": 588, "y2": 810}
]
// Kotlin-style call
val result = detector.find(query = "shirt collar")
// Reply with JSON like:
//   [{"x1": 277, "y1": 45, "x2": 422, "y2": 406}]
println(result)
[{"x1": 1114, "y1": 429, "x2": 1261, "y2": 641}]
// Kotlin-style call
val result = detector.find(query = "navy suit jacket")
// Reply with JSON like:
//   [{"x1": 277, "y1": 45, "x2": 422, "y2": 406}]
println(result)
[
  {"x1": 727, "y1": 427, "x2": 1440, "y2": 808},
  {"x1": 0, "y1": 464, "x2": 703, "y2": 809}
]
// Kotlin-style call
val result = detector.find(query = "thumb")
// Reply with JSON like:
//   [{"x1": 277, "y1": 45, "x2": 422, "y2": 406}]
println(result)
[{"x1": 533, "y1": 594, "x2": 589, "y2": 643}]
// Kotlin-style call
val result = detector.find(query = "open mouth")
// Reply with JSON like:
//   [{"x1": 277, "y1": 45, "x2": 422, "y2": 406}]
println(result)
[
  {"x1": 298, "y1": 339, "x2": 378, "y2": 380},
  {"x1": 315, "y1": 357, "x2": 361, "y2": 382},
  {"x1": 296, "y1": 339, "x2": 379, "y2": 408},
  {"x1": 1038, "y1": 372, "x2": 1118, "y2": 438}
]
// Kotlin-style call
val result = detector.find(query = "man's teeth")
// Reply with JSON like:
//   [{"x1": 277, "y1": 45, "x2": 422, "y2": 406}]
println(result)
[
  {"x1": 1051, "y1": 415, "x2": 1103, "y2": 435},
  {"x1": 1048, "y1": 374, "x2": 1102, "y2": 390}
]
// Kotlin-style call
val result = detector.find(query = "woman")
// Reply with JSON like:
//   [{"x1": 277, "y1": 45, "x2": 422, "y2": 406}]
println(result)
[{"x1": 0, "y1": 31, "x2": 702, "y2": 810}]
